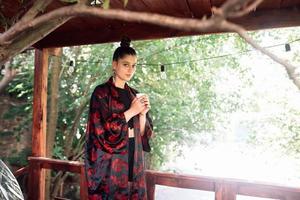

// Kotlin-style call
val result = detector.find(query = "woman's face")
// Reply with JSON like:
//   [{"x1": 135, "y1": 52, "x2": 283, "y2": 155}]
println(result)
[{"x1": 113, "y1": 54, "x2": 137, "y2": 82}]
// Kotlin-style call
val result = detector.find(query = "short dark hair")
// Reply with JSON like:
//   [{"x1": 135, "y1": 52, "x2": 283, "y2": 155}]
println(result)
[{"x1": 113, "y1": 36, "x2": 136, "y2": 61}]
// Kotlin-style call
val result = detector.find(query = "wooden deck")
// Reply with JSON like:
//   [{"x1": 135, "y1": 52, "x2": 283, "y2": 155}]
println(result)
[{"x1": 14, "y1": 157, "x2": 300, "y2": 200}]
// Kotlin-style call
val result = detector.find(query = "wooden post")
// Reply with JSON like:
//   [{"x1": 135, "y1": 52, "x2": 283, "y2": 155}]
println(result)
[
  {"x1": 146, "y1": 172, "x2": 156, "y2": 200},
  {"x1": 28, "y1": 159, "x2": 42, "y2": 200},
  {"x1": 28, "y1": 48, "x2": 49, "y2": 200},
  {"x1": 80, "y1": 165, "x2": 88, "y2": 200},
  {"x1": 215, "y1": 182, "x2": 237, "y2": 200}
]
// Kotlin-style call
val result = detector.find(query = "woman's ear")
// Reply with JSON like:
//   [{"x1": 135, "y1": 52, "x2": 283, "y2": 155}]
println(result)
[{"x1": 112, "y1": 61, "x2": 117, "y2": 70}]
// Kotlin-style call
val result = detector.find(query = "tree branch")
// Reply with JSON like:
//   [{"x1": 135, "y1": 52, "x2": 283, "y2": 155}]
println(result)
[
  {"x1": 0, "y1": 60, "x2": 17, "y2": 93},
  {"x1": 227, "y1": 0, "x2": 264, "y2": 18},
  {"x1": 0, "y1": 0, "x2": 53, "y2": 44},
  {"x1": 221, "y1": 20, "x2": 300, "y2": 89},
  {"x1": 0, "y1": 3, "x2": 223, "y2": 48},
  {"x1": 0, "y1": 0, "x2": 264, "y2": 46},
  {"x1": 0, "y1": 0, "x2": 299, "y2": 90},
  {"x1": 0, "y1": 16, "x2": 71, "y2": 65},
  {"x1": 63, "y1": 97, "x2": 89, "y2": 157},
  {"x1": 216, "y1": 0, "x2": 261, "y2": 17},
  {"x1": 21, "y1": 0, "x2": 53, "y2": 22}
]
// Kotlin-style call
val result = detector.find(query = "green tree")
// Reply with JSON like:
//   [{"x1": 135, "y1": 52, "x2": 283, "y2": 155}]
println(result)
[{"x1": 3, "y1": 27, "x2": 300, "y2": 197}]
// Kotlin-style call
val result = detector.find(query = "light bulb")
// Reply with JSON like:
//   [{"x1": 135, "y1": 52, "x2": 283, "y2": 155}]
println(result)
[
  {"x1": 160, "y1": 64, "x2": 167, "y2": 79},
  {"x1": 160, "y1": 71, "x2": 167, "y2": 79}
]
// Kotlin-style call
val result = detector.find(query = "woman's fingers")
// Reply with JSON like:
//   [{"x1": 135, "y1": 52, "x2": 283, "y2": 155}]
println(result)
[
  {"x1": 134, "y1": 95, "x2": 151, "y2": 114},
  {"x1": 143, "y1": 98, "x2": 150, "y2": 107},
  {"x1": 137, "y1": 95, "x2": 150, "y2": 104},
  {"x1": 132, "y1": 97, "x2": 138, "y2": 103}
]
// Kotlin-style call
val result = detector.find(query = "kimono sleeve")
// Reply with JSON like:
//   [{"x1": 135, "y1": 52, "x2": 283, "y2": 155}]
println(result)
[
  {"x1": 86, "y1": 90, "x2": 129, "y2": 154},
  {"x1": 141, "y1": 112, "x2": 154, "y2": 152}
]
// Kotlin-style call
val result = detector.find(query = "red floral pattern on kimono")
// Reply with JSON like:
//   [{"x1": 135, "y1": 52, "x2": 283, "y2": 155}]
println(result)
[{"x1": 85, "y1": 77, "x2": 153, "y2": 200}]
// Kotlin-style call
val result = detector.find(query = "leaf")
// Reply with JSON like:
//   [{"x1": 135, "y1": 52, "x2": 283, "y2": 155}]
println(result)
[
  {"x1": 123, "y1": 0, "x2": 128, "y2": 7},
  {"x1": 103, "y1": 0, "x2": 110, "y2": 9}
]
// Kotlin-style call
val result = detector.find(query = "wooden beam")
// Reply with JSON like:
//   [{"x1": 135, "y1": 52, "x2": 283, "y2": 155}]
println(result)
[
  {"x1": 215, "y1": 182, "x2": 237, "y2": 200},
  {"x1": 238, "y1": 181, "x2": 300, "y2": 199},
  {"x1": 32, "y1": 48, "x2": 48, "y2": 157},
  {"x1": 28, "y1": 159, "x2": 43, "y2": 200},
  {"x1": 28, "y1": 156, "x2": 82, "y2": 173},
  {"x1": 145, "y1": 170, "x2": 300, "y2": 199},
  {"x1": 146, "y1": 171, "x2": 156, "y2": 200},
  {"x1": 13, "y1": 166, "x2": 29, "y2": 178},
  {"x1": 80, "y1": 165, "x2": 88, "y2": 200},
  {"x1": 146, "y1": 170, "x2": 215, "y2": 191},
  {"x1": 34, "y1": 6, "x2": 300, "y2": 48},
  {"x1": 28, "y1": 157, "x2": 88, "y2": 199},
  {"x1": 25, "y1": 158, "x2": 300, "y2": 200},
  {"x1": 28, "y1": 48, "x2": 49, "y2": 200}
]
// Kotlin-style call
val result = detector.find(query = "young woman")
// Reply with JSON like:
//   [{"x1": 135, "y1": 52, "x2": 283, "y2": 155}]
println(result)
[{"x1": 85, "y1": 37, "x2": 153, "y2": 200}]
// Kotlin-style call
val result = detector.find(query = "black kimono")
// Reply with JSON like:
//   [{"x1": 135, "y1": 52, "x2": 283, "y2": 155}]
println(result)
[{"x1": 85, "y1": 77, "x2": 153, "y2": 200}]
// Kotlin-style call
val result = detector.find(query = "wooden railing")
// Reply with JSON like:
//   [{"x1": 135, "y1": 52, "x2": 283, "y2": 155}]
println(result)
[
  {"x1": 26, "y1": 157, "x2": 88, "y2": 200},
  {"x1": 16, "y1": 157, "x2": 300, "y2": 200},
  {"x1": 146, "y1": 170, "x2": 300, "y2": 200},
  {"x1": 14, "y1": 166, "x2": 29, "y2": 177}
]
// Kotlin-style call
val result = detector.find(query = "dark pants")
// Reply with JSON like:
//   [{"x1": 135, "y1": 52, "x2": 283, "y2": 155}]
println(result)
[{"x1": 128, "y1": 138, "x2": 135, "y2": 181}]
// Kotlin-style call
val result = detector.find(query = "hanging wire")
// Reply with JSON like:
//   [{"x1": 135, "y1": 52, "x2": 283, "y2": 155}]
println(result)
[
  {"x1": 73, "y1": 38, "x2": 300, "y2": 67},
  {"x1": 140, "y1": 38, "x2": 300, "y2": 66},
  {"x1": 17, "y1": 38, "x2": 300, "y2": 67}
]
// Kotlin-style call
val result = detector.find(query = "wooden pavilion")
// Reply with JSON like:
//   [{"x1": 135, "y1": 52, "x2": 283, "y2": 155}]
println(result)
[{"x1": 2, "y1": 0, "x2": 300, "y2": 199}]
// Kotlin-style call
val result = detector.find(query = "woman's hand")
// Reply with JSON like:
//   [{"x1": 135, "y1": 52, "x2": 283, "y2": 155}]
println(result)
[
  {"x1": 124, "y1": 94, "x2": 150, "y2": 122},
  {"x1": 124, "y1": 97, "x2": 143, "y2": 122},
  {"x1": 138, "y1": 95, "x2": 151, "y2": 116},
  {"x1": 129, "y1": 97, "x2": 146, "y2": 116}
]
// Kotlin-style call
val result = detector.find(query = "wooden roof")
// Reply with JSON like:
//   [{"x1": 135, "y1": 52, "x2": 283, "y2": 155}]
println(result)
[{"x1": 2, "y1": 0, "x2": 300, "y2": 47}]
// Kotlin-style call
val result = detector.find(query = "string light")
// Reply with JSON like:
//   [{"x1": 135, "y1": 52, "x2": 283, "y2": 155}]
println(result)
[
  {"x1": 62, "y1": 39, "x2": 298, "y2": 80},
  {"x1": 12, "y1": 38, "x2": 296, "y2": 74},
  {"x1": 68, "y1": 59, "x2": 75, "y2": 74},
  {"x1": 65, "y1": 38, "x2": 300, "y2": 69},
  {"x1": 141, "y1": 39, "x2": 299, "y2": 67},
  {"x1": 285, "y1": 43, "x2": 291, "y2": 52},
  {"x1": 160, "y1": 64, "x2": 167, "y2": 79},
  {"x1": 69, "y1": 60, "x2": 75, "y2": 67}
]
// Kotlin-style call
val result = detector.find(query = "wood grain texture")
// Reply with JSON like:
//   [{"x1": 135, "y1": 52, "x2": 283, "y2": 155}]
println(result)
[
  {"x1": 80, "y1": 165, "x2": 89, "y2": 200},
  {"x1": 2, "y1": 0, "x2": 300, "y2": 47},
  {"x1": 28, "y1": 48, "x2": 49, "y2": 200},
  {"x1": 13, "y1": 166, "x2": 29, "y2": 178},
  {"x1": 145, "y1": 170, "x2": 300, "y2": 200},
  {"x1": 215, "y1": 182, "x2": 237, "y2": 200},
  {"x1": 25, "y1": 158, "x2": 300, "y2": 200},
  {"x1": 28, "y1": 156, "x2": 82, "y2": 173},
  {"x1": 32, "y1": 48, "x2": 48, "y2": 157},
  {"x1": 281, "y1": 0, "x2": 300, "y2": 7}
]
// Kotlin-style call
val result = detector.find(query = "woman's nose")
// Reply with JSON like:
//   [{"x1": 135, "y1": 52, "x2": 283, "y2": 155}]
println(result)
[{"x1": 128, "y1": 66, "x2": 134, "y2": 72}]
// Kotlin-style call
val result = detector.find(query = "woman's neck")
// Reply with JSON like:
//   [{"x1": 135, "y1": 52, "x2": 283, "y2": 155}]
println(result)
[{"x1": 113, "y1": 76, "x2": 125, "y2": 89}]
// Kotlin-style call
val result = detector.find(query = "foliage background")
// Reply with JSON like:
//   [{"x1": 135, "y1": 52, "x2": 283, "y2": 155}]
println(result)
[{"x1": 1, "y1": 26, "x2": 300, "y2": 198}]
